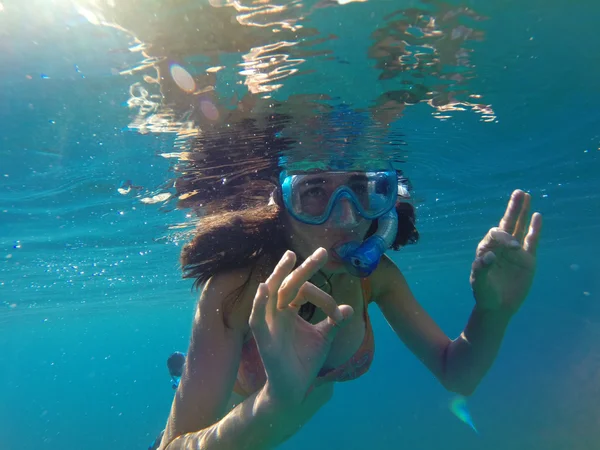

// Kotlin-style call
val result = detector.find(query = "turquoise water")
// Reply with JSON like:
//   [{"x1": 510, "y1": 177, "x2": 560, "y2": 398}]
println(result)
[{"x1": 1, "y1": 1, "x2": 599, "y2": 449}]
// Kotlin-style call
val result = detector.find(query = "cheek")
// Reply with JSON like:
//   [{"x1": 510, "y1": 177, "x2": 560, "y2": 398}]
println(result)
[
  {"x1": 287, "y1": 215, "x2": 374, "y2": 247},
  {"x1": 360, "y1": 220, "x2": 374, "y2": 235},
  {"x1": 295, "y1": 223, "x2": 328, "y2": 242},
  {"x1": 297, "y1": 221, "x2": 372, "y2": 238},
  {"x1": 289, "y1": 223, "x2": 334, "y2": 254}
]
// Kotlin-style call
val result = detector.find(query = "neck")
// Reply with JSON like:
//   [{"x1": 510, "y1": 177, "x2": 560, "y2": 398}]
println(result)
[
  {"x1": 309, "y1": 271, "x2": 356, "y2": 299},
  {"x1": 309, "y1": 270, "x2": 333, "y2": 290}
]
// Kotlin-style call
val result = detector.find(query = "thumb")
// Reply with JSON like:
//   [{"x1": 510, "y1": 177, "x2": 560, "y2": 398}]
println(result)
[
  {"x1": 470, "y1": 250, "x2": 496, "y2": 291},
  {"x1": 315, "y1": 304, "x2": 354, "y2": 342}
]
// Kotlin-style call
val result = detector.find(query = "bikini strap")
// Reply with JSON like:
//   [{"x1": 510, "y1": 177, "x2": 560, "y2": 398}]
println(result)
[{"x1": 360, "y1": 278, "x2": 372, "y2": 305}]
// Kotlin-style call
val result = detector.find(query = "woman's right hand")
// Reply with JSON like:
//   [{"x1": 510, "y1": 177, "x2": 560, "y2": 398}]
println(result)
[{"x1": 249, "y1": 247, "x2": 354, "y2": 409}]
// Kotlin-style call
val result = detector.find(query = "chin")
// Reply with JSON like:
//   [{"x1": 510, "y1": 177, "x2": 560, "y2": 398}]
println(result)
[{"x1": 323, "y1": 257, "x2": 349, "y2": 275}]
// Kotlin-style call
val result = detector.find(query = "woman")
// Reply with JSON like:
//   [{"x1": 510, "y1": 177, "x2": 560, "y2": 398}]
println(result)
[{"x1": 157, "y1": 160, "x2": 542, "y2": 450}]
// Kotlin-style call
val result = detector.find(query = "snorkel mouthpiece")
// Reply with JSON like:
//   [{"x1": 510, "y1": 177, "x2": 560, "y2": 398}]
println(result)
[{"x1": 332, "y1": 208, "x2": 398, "y2": 277}]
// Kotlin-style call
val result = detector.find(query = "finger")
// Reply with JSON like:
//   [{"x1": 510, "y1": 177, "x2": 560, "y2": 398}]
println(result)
[
  {"x1": 513, "y1": 192, "x2": 531, "y2": 242},
  {"x1": 249, "y1": 283, "x2": 270, "y2": 337},
  {"x1": 288, "y1": 282, "x2": 344, "y2": 323},
  {"x1": 266, "y1": 250, "x2": 297, "y2": 289},
  {"x1": 523, "y1": 212, "x2": 542, "y2": 256},
  {"x1": 499, "y1": 190, "x2": 525, "y2": 234},
  {"x1": 490, "y1": 228, "x2": 521, "y2": 248},
  {"x1": 277, "y1": 248, "x2": 328, "y2": 309},
  {"x1": 314, "y1": 304, "x2": 354, "y2": 341},
  {"x1": 477, "y1": 227, "x2": 520, "y2": 257},
  {"x1": 266, "y1": 251, "x2": 297, "y2": 313},
  {"x1": 470, "y1": 251, "x2": 496, "y2": 290}
]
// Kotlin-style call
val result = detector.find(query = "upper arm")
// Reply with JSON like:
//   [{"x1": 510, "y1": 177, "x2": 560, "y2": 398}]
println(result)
[
  {"x1": 372, "y1": 256, "x2": 451, "y2": 382},
  {"x1": 161, "y1": 269, "x2": 257, "y2": 447}
]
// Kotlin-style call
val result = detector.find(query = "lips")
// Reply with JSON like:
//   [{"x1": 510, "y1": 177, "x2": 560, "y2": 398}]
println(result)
[
  {"x1": 330, "y1": 238, "x2": 353, "y2": 254},
  {"x1": 329, "y1": 249, "x2": 344, "y2": 263},
  {"x1": 330, "y1": 237, "x2": 360, "y2": 262},
  {"x1": 331, "y1": 238, "x2": 354, "y2": 248}
]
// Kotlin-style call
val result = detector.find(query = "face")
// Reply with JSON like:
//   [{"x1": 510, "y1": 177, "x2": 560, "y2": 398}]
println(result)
[{"x1": 281, "y1": 172, "x2": 374, "y2": 274}]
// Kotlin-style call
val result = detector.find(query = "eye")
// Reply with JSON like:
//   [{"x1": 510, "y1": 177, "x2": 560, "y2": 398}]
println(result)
[
  {"x1": 374, "y1": 177, "x2": 391, "y2": 194},
  {"x1": 350, "y1": 181, "x2": 368, "y2": 195},
  {"x1": 302, "y1": 186, "x2": 327, "y2": 198}
]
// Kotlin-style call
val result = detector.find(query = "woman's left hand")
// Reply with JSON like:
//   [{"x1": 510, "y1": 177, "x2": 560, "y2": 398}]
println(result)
[{"x1": 470, "y1": 189, "x2": 543, "y2": 315}]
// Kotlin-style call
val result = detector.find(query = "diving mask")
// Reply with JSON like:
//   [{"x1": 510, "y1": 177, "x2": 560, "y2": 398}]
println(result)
[
  {"x1": 280, "y1": 167, "x2": 399, "y2": 225},
  {"x1": 279, "y1": 165, "x2": 410, "y2": 277}
]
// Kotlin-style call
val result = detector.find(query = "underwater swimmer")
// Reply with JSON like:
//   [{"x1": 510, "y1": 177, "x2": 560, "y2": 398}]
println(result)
[
  {"x1": 156, "y1": 163, "x2": 542, "y2": 450},
  {"x1": 148, "y1": 352, "x2": 187, "y2": 450},
  {"x1": 167, "y1": 351, "x2": 186, "y2": 390}
]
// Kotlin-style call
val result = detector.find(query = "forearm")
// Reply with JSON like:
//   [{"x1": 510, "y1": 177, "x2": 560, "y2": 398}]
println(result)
[
  {"x1": 163, "y1": 385, "x2": 311, "y2": 450},
  {"x1": 443, "y1": 306, "x2": 513, "y2": 396}
]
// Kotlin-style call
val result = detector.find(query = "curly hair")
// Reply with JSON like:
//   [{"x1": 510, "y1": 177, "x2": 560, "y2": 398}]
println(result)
[{"x1": 173, "y1": 115, "x2": 419, "y2": 325}]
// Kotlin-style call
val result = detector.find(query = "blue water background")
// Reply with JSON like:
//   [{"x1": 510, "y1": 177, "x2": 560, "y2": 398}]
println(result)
[{"x1": 1, "y1": 1, "x2": 600, "y2": 449}]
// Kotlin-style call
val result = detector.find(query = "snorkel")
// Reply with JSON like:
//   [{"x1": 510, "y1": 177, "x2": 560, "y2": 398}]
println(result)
[
  {"x1": 334, "y1": 175, "x2": 412, "y2": 277},
  {"x1": 331, "y1": 207, "x2": 398, "y2": 278}
]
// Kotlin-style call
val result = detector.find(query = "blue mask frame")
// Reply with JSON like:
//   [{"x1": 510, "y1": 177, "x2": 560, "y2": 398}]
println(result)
[{"x1": 279, "y1": 168, "x2": 399, "y2": 225}]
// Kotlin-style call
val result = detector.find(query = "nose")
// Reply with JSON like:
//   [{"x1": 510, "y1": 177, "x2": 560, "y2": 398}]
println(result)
[{"x1": 330, "y1": 197, "x2": 360, "y2": 228}]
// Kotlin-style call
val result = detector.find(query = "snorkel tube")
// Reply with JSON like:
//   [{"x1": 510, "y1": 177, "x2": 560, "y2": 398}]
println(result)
[{"x1": 332, "y1": 207, "x2": 398, "y2": 278}]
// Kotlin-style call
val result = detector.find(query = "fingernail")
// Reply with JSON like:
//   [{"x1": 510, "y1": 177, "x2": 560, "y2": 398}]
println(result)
[
  {"x1": 483, "y1": 251, "x2": 496, "y2": 265},
  {"x1": 510, "y1": 240, "x2": 521, "y2": 248},
  {"x1": 333, "y1": 309, "x2": 344, "y2": 324},
  {"x1": 316, "y1": 248, "x2": 328, "y2": 260}
]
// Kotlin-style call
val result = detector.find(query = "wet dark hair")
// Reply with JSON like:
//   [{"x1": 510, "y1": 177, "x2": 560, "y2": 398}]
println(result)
[{"x1": 172, "y1": 115, "x2": 418, "y2": 325}]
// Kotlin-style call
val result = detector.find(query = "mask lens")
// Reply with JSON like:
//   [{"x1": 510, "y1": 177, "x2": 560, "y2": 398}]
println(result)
[
  {"x1": 293, "y1": 176, "x2": 330, "y2": 218},
  {"x1": 282, "y1": 169, "x2": 398, "y2": 224}
]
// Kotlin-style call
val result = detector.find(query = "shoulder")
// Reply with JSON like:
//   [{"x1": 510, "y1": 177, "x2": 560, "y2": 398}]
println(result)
[
  {"x1": 196, "y1": 257, "x2": 273, "y2": 332},
  {"x1": 368, "y1": 254, "x2": 410, "y2": 304}
]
